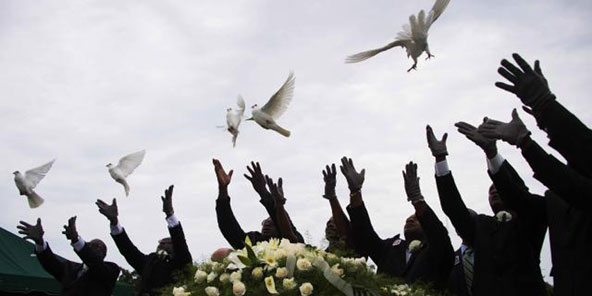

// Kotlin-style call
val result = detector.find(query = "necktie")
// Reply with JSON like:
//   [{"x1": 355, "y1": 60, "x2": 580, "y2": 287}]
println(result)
[{"x1": 463, "y1": 248, "x2": 473, "y2": 295}]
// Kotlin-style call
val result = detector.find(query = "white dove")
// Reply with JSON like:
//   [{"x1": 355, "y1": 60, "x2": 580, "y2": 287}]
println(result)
[
  {"x1": 106, "y1": 150, "x2": 145, "y2": 196},
  {"x1": 226, "y1": 95, "x2": 246, "y2": 147},
  {"x1": 247, "y1": 72, "x2": 295, "y2": 137},
  {"x1": 346, "y1": 0, "x2": 451, "y2": 72},
  {"x1": 13, "y1": 159, "x2": 55, "y2": 208}
]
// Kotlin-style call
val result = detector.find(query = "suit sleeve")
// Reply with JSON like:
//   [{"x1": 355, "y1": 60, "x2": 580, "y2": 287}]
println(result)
[
  {"x1": 76, "y1": 244, "x2": 121, "y2": 282},
  {"x1": 35, "y1": 244, "x2": 66, "y2": 281},
  {"x1": 489, "y1": 160, "x2": 547, "y2": 255},
  {"x1": 347, "y1": 203, "x2": 387, "y2": 264},
  {"x1": 435, "y1": 173, "x2": 476, "y2": 246},
  {"x1": 521, "y1": 140, "x2": 592, "y2": 210},
  {"x1": 112, "y1": 229, "x2": 148, "y2": 273},
  {"x1": 416, "y1": 203, "x2": 454, "y2": 271},
  {"x1": 216, "y1": 197, "x2": 251, "y2": 249},
  {"x1": 169, "y1": 223, "x2": 192, "y2": 266}
]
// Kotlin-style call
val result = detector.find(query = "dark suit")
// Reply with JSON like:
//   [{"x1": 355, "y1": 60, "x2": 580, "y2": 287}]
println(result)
[
  {"x1": 112, "y1": 223, "x2": 192, "y2": 295},
  {"x1": 448, "y1": 248, "x2": 470, "y2": 296},
  {"x1": 347, "y1": 202, "x2": 453, "y2": 289},
  {"x1": 36, "y1": 244, "x2": 120, "y2": 296},
  {"x1": 436, "y1": 172, "x2": 546, "y2": 296}
]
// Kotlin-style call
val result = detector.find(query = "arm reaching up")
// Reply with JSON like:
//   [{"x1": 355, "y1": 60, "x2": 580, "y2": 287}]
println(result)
[
  {"x1": 323, "y1": 163, "x2": 353, "y2": 245},
  {"x1": 266, "y1": 176, "x2": 299, "y2": 243}
]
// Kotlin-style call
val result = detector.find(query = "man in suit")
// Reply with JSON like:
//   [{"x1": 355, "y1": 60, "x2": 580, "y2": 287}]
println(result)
[
  {"x1": 427, "y1": 125, "x2": 546, "y2": 295},
  {"x1": 343, "y1": 157, "x2": 454, "y2": 289},
  {"x1": 447, "y1": 209, "x2": 477, "y2": 296},
  {"x1": 213, "y1": 159, "x2": 303, "y2": 249},
  {"x1": 17, "y1": 217, "x2": 120, "y2": 296},
  {"x1": 96, "y1": 185, "x2": 192, "y2": 295}
]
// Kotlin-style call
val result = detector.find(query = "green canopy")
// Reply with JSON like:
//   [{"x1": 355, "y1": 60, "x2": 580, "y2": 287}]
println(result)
[{"x1": 0, "y1": 227, "x2": 133, "y2": 295}]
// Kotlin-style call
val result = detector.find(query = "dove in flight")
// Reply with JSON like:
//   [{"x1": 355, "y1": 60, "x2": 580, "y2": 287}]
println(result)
[
  {"x1": 107, "y1": 150, "x2": 145, "y2": 196},
  {"x1": 246, "y1": 72, "x2": 295, "y2": 137},
  {"x1": 226, "y1": 95, "x2": 246, "y2": 147},
  {"x1": 346, "y1": 0, "x2": 451, "y2": 72},
  {"x1": 13, "y1": 159, "x2": 55, "y2": 208}
]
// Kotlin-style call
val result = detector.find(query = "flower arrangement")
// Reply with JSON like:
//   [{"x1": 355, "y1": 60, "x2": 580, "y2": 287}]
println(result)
[{"x1": 164, "y1": 237, "x2": 447, "y2": 296}]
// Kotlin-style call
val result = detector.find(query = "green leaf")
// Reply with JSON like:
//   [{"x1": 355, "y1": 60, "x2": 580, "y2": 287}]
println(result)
[{"x1": 237, "y1": 255, "x2": 252, "y2": 266}]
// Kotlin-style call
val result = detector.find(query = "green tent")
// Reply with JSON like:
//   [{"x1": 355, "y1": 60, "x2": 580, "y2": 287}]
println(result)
[{"x1": 0, "y1": 227, "x2": 133, "y2": 295}]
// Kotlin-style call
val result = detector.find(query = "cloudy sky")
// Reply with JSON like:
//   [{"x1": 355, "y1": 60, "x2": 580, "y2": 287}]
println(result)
[{"x1": 2, "y1": 0, "x2": 591, "y2": 284}]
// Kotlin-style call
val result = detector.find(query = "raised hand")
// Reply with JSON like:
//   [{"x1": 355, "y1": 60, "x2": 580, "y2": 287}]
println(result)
[
  {"x1": 426, "y1": 125, "x2": 448, "y2": 158},
  {"x1": 244, "y1": 161, "x2": 272, "y2": 199},
  {"x1": 62, "y1": 216, "x2": 79, "y2": 242},
  {"x1": 402, "y1": 162, "x2": 423, "y2": 203},
  {"x1": 161, "y1": 185, "x2": 175, "y2": 217},
  {"x1": 96, "y1": 198, "x2": 118, "y2": 225},
  {"x1": 322, "y1": 164, "x2": 337, "y2": 199},
  {"x1": 479, "y1": 109, "x2": 531, "y2": 146},
  {"x1": 496, "y1": 53, "x2": 555, "y2": 110},
  {"x1": 213, "y1": 159, "x2": 233, "y2": 188},
  {"x1": 339, "y1": 157, "x2": 365, "y2": 193},
  {"x1": 455, "y1": 120, "x2": 497, "y2": 157},
  {"x1": 266, "y1": 176, "x2": 286, "y2": 207},
  {"x1": 17, "y1": 218, "x2": 44, "y2": 245}
]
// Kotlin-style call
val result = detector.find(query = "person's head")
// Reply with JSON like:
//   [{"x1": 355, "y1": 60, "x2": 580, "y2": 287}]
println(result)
[
  {"x1": 261, "y1": 217, "x2": 277, "y2": 237},
  {"x1": 156, "y1": 237, "x2": 173, "y2": 255},
  {"x1": 457, "y1": 208, "x2": 478, "y2": 245},
  {"x1": 87, "y1": 239, "x2": 107, "y2": 261},
  {"x1": 211, "y1": 248, "x2": 233, "y2": 262},
  {"x1": 325, "y1": 217, "x2": 340, "y2": 242},
  {"x1": 403, "y1": 214, "x2": 423, "y2": 241},
  {"x1": 488, "y1": 184, "x2": 505, "y2": 214}
]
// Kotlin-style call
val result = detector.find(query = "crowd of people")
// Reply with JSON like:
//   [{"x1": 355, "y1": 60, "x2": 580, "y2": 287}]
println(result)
[{"x1": 17, "y1": 53, "x2": 591, "y2": 295}]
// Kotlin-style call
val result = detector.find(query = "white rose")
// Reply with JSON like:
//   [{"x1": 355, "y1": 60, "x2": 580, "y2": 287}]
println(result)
[
  {"x1": 204, "y1": 286, "x2": 219, "y2": 296},
  {"x1": 232, "y1": 281, "x2": 246, "y2": 296},
  {"x1": 296, "y1": 258, "x2": 312, "y2": 271},
  {"x1": 275, "y1": 267, "x2": 289, "y2": 278},
  {"x1": 230, "y1": 271, "x2": 242, "y2": 283},
  {"x1": 299, "y1": 282, "x2": 314, "y2": 296},
  {"x1": 194, "y1": 270, "x2": 207, "y2": 283},
  {"x1": 251, "y1": 267, "x2": 263, "y2": 279},
  {"x1": 408, "y1": 240, "x2": 422, "y2": 253},
  {"x1": 219, "y1": 273, "x2": 230, "y2": 284},
  {"x1": 354, "y1": 257, "x2": 367, "y2": 266},
  {"x1": 331, "y1": 263, "x2": 344, "y2": 277},
  {"x1": 206, "y1": 272, "x2": 218, "y2": 283},
  {"x1": 211, "y1": 262, "x2": 225, "y2": 273},
  {"x1": 496, "y1": 210, "x2": 513, "y2": 222},
  {"x1": 274, "y1": 248, "x2": 287, "y2": 260},
  {"x1": 172, "y1": 286, "x2": 191, "y2": 296}
]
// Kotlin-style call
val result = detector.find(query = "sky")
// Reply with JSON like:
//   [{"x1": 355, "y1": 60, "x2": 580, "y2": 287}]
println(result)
[{"x1": 1, "y1": 0, "x2": 591, "y2": 285}]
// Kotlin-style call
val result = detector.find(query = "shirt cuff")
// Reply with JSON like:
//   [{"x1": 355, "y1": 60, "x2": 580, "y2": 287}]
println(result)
[
  {"x1": 487, "y1": 153, "x2": 505, "y2": 174},
  {"x1": 72, "y1": 236, "x2": 86, "y2": 252},
  {"x1": 435, "y1": 160, "x2": 451, "y2": 177},
  {"x1": 110, "y1": 222, "x2": 124, "y2": 235},
  {"x1": 166, "y1": 214, "x2": 180, "y2": 228},
  {"x1": 35, "y1": 241, "x2": 48, "y2": 253}
]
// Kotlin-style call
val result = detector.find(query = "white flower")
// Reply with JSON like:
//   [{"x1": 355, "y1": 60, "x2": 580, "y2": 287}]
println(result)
[
  {"x1": 264, "y1": 276, "x2": 278, "y2": 294},
  {"x1": 326, "y1": 253, "x2": 338, "y2": 260},
  {"x1": 232, "y1": 280, "x2": 246, "y2": 296},
  {"x1": 194, "y1": 270, "x2": 207, "y2": 283},
  {"x1": 251, "y1": 267, "x2": 263, "y2": 279},
  {"x1": 496, "y1": 210, "x2": 512, "y2": 222},
  {"x1": 283, "y1": 277, "x2": 297, "y2": 290},
  {"x1": 206, "y1": 272, "x2": 218, "y2": 283},
  {"x1": 275, "y1": 267, "x2": 288, "y2": 278},
  {"x1": 263, "y1": 251, "x2": 278, "y2": 269},
  {"x1": 274, "y1": 248, "x2": 287, "y2": 260},
  {"x1": 331, "y1": 263, "x2": 344, "y2": 277},
  {"x1": 204, "y1": 286, "x2": 219, "y2": 296},
  {"x1": 354, "y1": 257, "x2": 367, "y2": 266},
  {"x1": 229, "y1": 271, "x2": 242, "y2": 283},
  {"x1": 211, "y1": 262, "x2": 225, "y2": 274},
  {"x1": 299, "y1": 282, "x2": 314, "y2": 296},
  {"x1": 296, "y1": 258, "x2": 312, "y2": 271},
  {"x1": 408, "y1": 240, "x2": 422, "y2": 253},
  {"x1": 172, "y1": 286, "x2": 191, "y2": 296},
  {"x1": 219, "y1": 273, "x2": 230, "y2": 284}
]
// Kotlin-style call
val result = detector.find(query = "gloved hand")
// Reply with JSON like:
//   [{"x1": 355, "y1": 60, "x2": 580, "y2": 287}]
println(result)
[
  {"x1": 96, "y1": 198, "x2": 119, "y2": 225},
  {"x1": 322, "y1": 164, "x2": 337, "y2": 199},
  {"x1": 17, "y1": 218, "x2": 45, "y2": 245},
  {"x1": 455, "y1": 120, "x2": 497, "y2": 157},
  {"x1": 339, "y1": 157, "x2": 365, "y2": 193},
  {"x1": 403, "y1": 161, "x2": 423, "y2": 203},
  {"x1": 426, "y1": 125, "x2": 448, "y2": 158},
  {"x1": 62, "y1": 216, "x2": 79, "y2": 242},
  {"x1": 161, "y1": 185, "x2": 175, "y2": 217},
  {"x1": 479, "y1": 109, "x2": 531, "y2": 146},
  {"x1": 266, "y1": 176, "x2": 286, "y2": 207}
]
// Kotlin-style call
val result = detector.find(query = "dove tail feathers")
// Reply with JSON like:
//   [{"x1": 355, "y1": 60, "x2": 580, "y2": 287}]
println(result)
[
  {"x1": 232, "y1": 133, "x2": 238, "y2": 147},
  {"x1": 119, "y1": 179, "x2": 130, "y2": 196},
  {"x1": 345, "y1": 41, "x2": 404, "y2": 63},
  {"x1": 27, "y1": 191, "x2": 44, "y2": 208},
  {"x1": 272, "y1": 125, "x2": 291, "y2": 137}
]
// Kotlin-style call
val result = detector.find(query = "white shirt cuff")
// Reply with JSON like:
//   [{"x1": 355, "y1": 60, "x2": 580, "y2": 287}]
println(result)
[
  {"x1": 487, "y1": 153, "x2": 505, "y2": 175},
  {"x1": 166, "y1": 214, "x2": 180, "y2": 228},
  {"x1": 35, "y1": 240, "x2": 48, "y2": 253},
  {"x1": 72, "y1": 236, "x2": 86, "y2": 252},
  {"x1": 435, "y1": 160, "x2": 451, "y2": 177},
  {"x1": 110, "y1": 222, "x2": 124, "y2": 235}
]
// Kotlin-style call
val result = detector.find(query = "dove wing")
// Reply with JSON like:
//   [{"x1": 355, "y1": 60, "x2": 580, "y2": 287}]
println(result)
[
  {"x1": 426, "y1": 0, "x2": 450, "y2": 29},
  {"x1": 116, "y1": 150, "x2": 145, "y2": 177},
  {"x1": 25, "y1": 159, "x2": 55, "y2": 188},
  {"x1": 236, "y1": 95, "x2": 246, "y2": 116},
  {"x1": 345, "y1": 39, "x2": 409, "y2": 63},
  {"x1": 260, "y1": 72, "x2": 295, "y2": 120}
]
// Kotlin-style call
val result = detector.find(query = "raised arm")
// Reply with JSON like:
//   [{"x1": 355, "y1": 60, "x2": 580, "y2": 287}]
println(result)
[
  {"x1": 427, "y1": 125, "x2": 477, "y2": 245},
  {"x1": 244, "y1": 162, "x2": 283, "y2": 236},
  {"x1": 96, "y1": 198, "x2": 148, "y2": 272},
  {"x1": 322, "y1": 163, "x2": 354, "y2": 246},
  {"x1": 266, "y1": 176, "x2": 299, "y2": 243},
  {"x1": 161, "y1": 185, "x2": 192, "y2": 265},
  {"x1": 18, "y1": 218, "x2": 65, "y2": 280}
]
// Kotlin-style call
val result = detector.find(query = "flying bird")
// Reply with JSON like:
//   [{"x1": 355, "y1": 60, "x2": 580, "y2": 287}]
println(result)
[
  {"x1": 13, "y1": 159, "x2": 55, "y2": 208},
  {"x1": 247, "y1": 72, "x2": 295, "y2": 137},
  {"x1": 226, "y1": 95, "x2": 246, "y2": 147},
  {"x1": 346, "y1": 0, "x2": 451, "y2": 72},
  {"x1": 107, "y1": 150, "x2": 145, "y2": 196}
]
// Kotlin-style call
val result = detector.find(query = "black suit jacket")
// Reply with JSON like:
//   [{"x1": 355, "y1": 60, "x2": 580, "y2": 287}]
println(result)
[
  {"x1": 112, "y1": 223, "x2": 192, "y2": 295},
  {"x1": 347, "y1": 202, "x2": 453, "y2": 289},
  {"x1": 36, "y1": 244, "x2": 120, "y2": 296},
  {"x1": 436, "y1": 172, "x2": 546, "y2": 296},
  {"x1": 448, "y1": 248, "x2": 470, "y2": 296}
]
